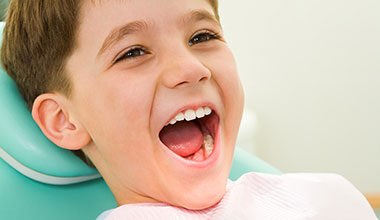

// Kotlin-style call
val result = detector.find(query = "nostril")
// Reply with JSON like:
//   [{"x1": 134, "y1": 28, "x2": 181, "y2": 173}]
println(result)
[
  {"x1": 175, "y1": 81, "x2": 188, "y2": 87},
  {"x1": 199, "y1": 76, "x2": 208, "y2": 82},
  {"x1": 174, "y1": 75, "x2": 208, "y2": 87},
  {"x1": 174, "y1": 76, "x2": 207, "y2": 87}
]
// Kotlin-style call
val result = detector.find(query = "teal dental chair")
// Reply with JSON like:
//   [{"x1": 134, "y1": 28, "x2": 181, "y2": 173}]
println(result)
[{"x1": 0, "y1": 22, "x2": 280, "y2": 220}]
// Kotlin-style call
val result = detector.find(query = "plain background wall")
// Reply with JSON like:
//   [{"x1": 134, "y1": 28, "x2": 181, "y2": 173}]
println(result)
[{"x1": 219, "y1": 0, "x2": 380, "y2": 193}]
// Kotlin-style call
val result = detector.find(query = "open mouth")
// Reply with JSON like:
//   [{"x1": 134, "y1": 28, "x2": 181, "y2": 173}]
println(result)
[{"x1": 159, "y1": 107, "x2": 219, "y2": 162}]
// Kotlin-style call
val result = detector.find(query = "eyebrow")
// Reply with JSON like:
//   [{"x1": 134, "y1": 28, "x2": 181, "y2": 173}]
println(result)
[
  {"x1": 180, "y1": 9, "x2": 220, "y2": 29},
  {"x1": 97, "y1": 20, "x2": 149, "y2": 57},
  {"x1": 97, "y1": 9, "x2": 220, "y2": 58}
]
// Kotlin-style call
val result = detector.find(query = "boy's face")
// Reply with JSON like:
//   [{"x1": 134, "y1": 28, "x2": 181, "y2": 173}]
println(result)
[{"x1": 66, "y1": 0, "x2": 244, "y2": 209}]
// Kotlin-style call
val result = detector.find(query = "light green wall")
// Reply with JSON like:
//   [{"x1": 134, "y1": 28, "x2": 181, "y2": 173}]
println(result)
[{"x1": 220, "y1": 0, "x2": 380, "y2": 194}]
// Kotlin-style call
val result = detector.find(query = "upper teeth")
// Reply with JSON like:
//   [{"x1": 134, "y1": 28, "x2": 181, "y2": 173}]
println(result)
[{"x1": 168, "y1": 106, "x2": 212, "y2": 125}]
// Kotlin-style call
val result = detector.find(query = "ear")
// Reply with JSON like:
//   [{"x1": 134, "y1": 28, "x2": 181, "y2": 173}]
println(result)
[{"x1": 32, "y1": 93, "x2": 91, "y2": 150}]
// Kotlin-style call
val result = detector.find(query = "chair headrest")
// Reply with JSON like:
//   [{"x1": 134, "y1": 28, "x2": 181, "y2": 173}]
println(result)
[{"x1": 0, "y1": 22, "x2": 100, "y2": 185}]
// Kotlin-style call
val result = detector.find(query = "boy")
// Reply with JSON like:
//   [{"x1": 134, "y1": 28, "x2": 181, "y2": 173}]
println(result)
[{"x1": 1, "y1": 0, "x2": 377, "y2": 219}]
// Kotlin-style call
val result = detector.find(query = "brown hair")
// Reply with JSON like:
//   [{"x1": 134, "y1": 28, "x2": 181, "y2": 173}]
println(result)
[{"x1": 1, "y1": 0, "x2": 219, "y2": 167}]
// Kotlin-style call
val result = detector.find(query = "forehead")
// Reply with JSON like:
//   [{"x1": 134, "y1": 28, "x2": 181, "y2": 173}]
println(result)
[
  {"x1": 78, "y1": 0, "x2": 216, "y2": 39},
  {"x1": 74, "y1": 0, "x2": 218, "y2": 60},
  {"x1": 81, "y1": 0, "x2": 215, "y2": 22}
]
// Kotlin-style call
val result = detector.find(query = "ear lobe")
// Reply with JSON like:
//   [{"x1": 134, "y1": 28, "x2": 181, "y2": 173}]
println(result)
[{"x1": 32, "y1": 94, "x2": 91, "y2": 150}]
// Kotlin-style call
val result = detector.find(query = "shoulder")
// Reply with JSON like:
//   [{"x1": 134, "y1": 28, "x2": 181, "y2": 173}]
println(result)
[
  {"x1": 233, "y1": 172, "x2": 378, "y2": 220},
  {"x1": 96, "y1": 209, "x2": 113, "y2": 220},
  {"x1": 236, "y1": 172, "x2": 365, "y2": 197}
]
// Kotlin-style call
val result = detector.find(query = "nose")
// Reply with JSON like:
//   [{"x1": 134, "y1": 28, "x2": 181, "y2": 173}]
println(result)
[{"x1": 159, "y1": 48, "x2": 211, "y2": 89}]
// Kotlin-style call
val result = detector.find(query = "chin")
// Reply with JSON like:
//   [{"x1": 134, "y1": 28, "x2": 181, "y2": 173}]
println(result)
[{"x1": 176, "y1": 184, "x2": 226, "y2": 211}]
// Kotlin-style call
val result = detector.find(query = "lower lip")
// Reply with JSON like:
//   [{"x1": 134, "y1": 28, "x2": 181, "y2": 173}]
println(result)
[{"x1": 159, "y1": 123, "x2": 221, "y2": 169}]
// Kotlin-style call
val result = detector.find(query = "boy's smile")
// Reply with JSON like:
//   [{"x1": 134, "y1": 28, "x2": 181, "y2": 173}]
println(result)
[
  {"x1": 64, "y1": 0, "x2": 244, "y2": 210},
  {"x1": 159, "y1": 105, "x2": 218, "y2": 162},
  {"x1": 159, "y1": 104, "x2": 219, "y2": 164}
]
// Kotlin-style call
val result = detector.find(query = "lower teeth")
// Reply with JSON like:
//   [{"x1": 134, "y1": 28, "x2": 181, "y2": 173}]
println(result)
[
  {"x1": 203, "y1": 134, "x2": 214, "y2": 158},
  {"x1": 184, "y1": 135, "x2": 214, "y2": 160}
]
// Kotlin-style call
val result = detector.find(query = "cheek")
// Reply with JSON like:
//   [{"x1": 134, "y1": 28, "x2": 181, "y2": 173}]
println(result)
[
  {"x1": 75, "y1": 73, "x2": 156, "y2": 151},
  {"x1": 208, "y1": 48, "x2": 245, "y2": 141},
  {"x1": 209, "y1": 47, "x2": 244, "y2": 109}
]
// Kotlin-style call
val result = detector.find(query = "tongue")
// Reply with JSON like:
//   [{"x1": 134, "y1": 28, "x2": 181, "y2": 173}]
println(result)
[{"x1": 159, "y1": 120, "x2": 203, "y2": 157}]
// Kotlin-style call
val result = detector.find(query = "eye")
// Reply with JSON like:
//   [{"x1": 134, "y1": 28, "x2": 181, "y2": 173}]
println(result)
[
  {"x1": 115, "y1": 46, "x2": 149, "y2": 63},
  {"x1": 188, "y1": 30, "x2": 221, "y2": 46}
]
